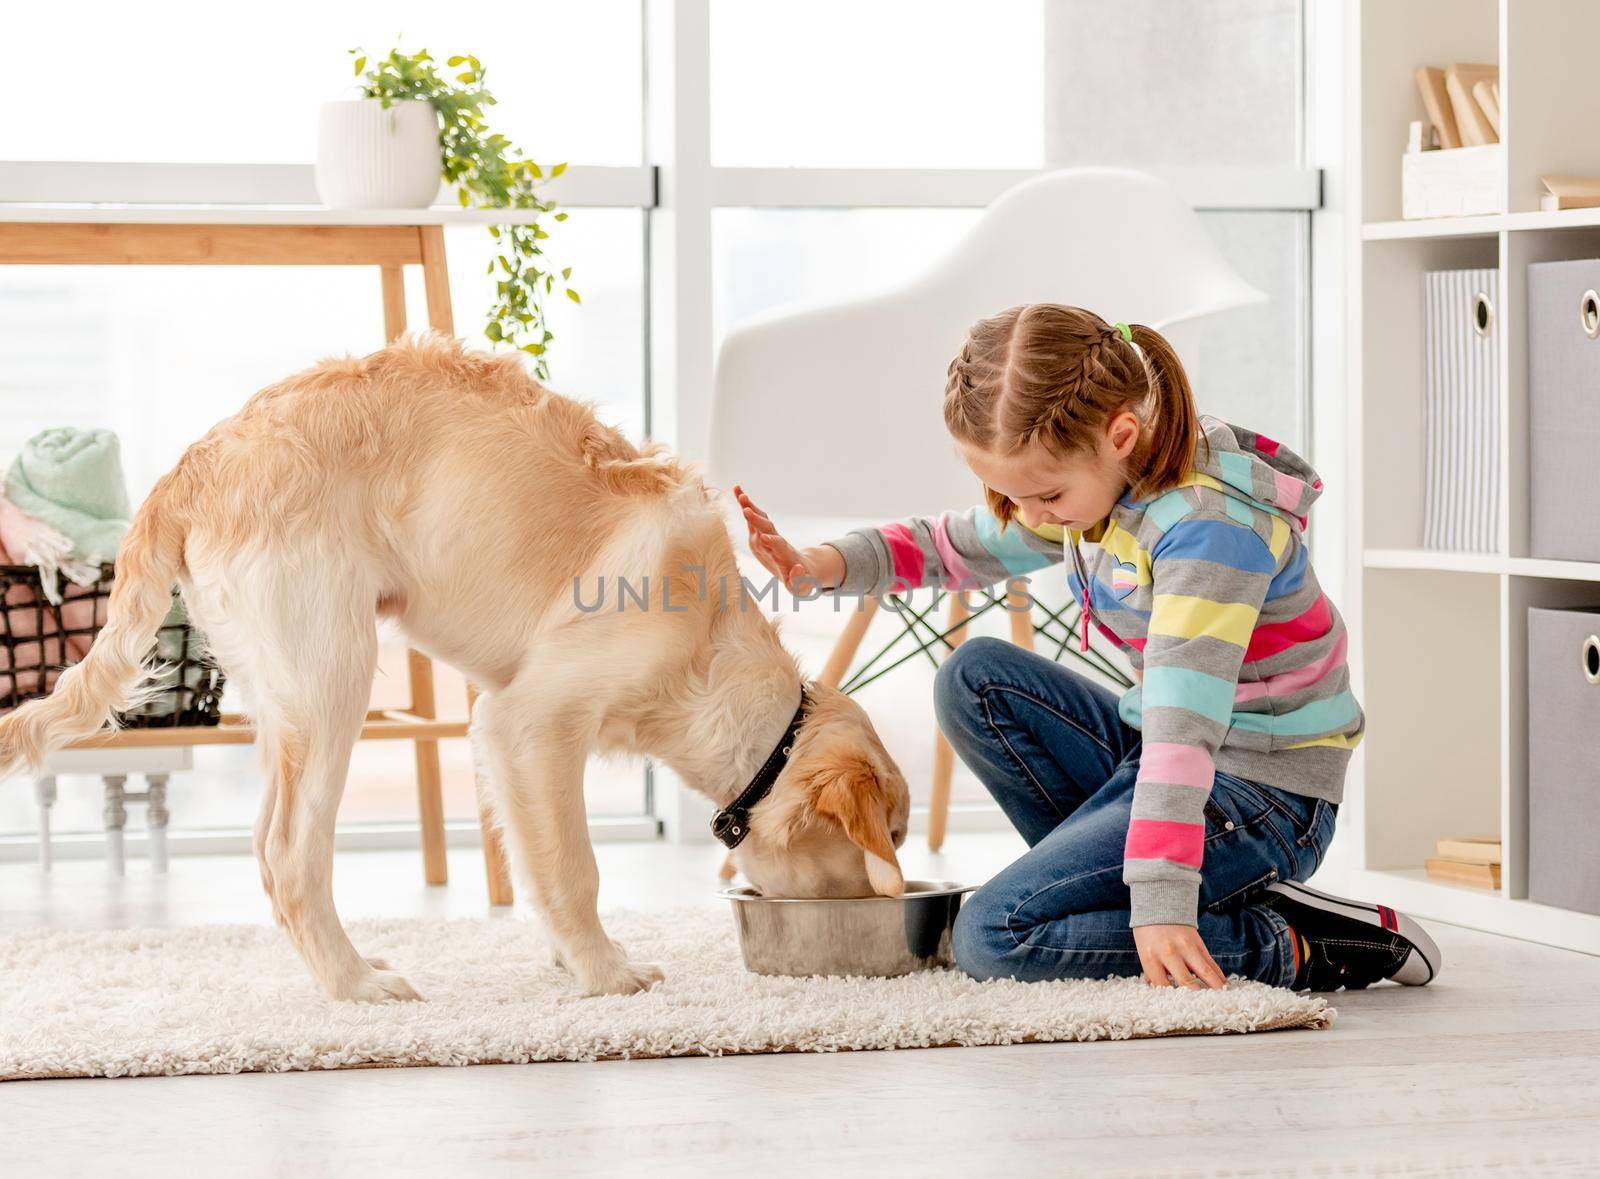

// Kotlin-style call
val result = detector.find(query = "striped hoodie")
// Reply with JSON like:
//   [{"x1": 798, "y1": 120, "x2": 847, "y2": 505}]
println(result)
[{"x1": 823, "y1": 417, "x2": 1364, "y2": 927}]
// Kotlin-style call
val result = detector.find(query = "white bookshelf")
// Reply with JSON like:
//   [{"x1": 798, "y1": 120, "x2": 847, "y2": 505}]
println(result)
[{"x1": 1342, "y1": 0, "x2": 1600, "y2": 954}]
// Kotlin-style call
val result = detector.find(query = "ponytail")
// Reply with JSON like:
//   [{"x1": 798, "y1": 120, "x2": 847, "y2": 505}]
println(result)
[{"x1": 1126, "y1": 323, "x2": 1204, "y2": 498}]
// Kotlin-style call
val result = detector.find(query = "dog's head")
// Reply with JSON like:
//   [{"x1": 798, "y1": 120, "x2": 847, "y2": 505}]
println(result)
[{"x1": 733, "y1": 682, "x2": 911, "y2": 898}]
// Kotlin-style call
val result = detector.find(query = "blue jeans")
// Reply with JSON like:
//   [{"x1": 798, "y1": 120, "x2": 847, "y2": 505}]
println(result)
[{"x1": 936, "y1": 636, "x2": 1338, "y2": 987}]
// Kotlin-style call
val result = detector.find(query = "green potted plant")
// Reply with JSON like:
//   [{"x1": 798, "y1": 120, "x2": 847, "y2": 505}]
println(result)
[{"x1": 315, "y1": 47, "x2": 579, "y2": 377}]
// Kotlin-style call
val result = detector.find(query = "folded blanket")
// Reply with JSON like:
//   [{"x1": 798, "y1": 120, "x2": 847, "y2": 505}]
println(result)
[
  {"x1": 5, "y1": 427, "x2": 131, "y2": 571},
  {"x1": 0, "y1": 493, "x2": 101, "y2": 605}
]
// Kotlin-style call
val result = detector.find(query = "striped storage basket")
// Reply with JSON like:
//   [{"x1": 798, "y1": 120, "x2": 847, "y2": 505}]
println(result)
[{"x1": 1423, "y1": 267, "x2": 1500, "y2": 552}]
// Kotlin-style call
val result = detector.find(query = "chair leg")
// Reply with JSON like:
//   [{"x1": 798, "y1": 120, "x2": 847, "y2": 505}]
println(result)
[
  {"x1": 35, "y1": 775, "x2": 55, "y2": 872},
  {"x1": 928, "y1": 591, "x2": 971, "y2": 853},
  {"x1": 103, "y1": 774, "x2": 127, "y2": 877},
  {"x1": 146, "y1": 773, "x2": 169, "y2": 875},
  {"x1": 467, "y1": 684, "x2": 515, "y2": 906},
  {"x1": 1006, "y1": 577, "x2": 1035, "y2": 651},
  {"x1": 818, "y1": 595, "x2": 879, "y2": 688},
  {"x1": 407, "y1": 649, "x2": 450, "y2": 886}
]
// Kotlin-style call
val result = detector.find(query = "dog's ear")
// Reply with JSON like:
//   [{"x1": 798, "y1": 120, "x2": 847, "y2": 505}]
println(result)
[{"x1": 810, "y1": 757, "x2": 905, "y2": 898}]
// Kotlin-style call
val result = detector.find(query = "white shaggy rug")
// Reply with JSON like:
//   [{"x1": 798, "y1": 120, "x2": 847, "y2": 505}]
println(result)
[{"x1": 0, "y1": 907, "x2": 1332, "y2": 1080}]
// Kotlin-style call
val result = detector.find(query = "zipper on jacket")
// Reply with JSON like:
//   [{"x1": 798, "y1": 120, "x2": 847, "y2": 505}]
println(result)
[{"x1": 1068, "y1": 530, "x2": 1094, "y2": 653}]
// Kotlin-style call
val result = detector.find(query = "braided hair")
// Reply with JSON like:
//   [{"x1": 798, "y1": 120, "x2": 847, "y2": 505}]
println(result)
[{"x1": 942, "y1": 303, "x2": 1204, "y2": 529}]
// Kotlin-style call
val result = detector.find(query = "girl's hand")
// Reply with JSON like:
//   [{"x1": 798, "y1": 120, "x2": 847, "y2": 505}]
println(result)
[
  {"x1": 732, "y1": 485, "x2": 844, "y2": 594},
  {"x1": 1133, "y1": 924, "x2": 1228, "y2": 990}
]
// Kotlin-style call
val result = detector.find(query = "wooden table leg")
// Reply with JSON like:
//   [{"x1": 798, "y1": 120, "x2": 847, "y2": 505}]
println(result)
[
  {"x1": 466, "y1": 684, "x2": 515, "y2": 906},
  {"x1": 380, "y1": 264, "x2": 407, "y2": 343},
  {"x1": 418, "y1": 226, "x2": 455, "y2": 336},
  {"x1": 407, "y1": 649, "x2": 449, "y2": 886},
  {"x1": 928, "y1": 591, "x2": 971, "y2": 853},
  {"x1": 413, "y1": 227, "x2": 515, "y2": 904},
  {"x1": 384, "y1": 250, "x2": 456, "y2": 888},
  {"x1": 380, "y1": 258, "x2": 452, "y2": 886}
]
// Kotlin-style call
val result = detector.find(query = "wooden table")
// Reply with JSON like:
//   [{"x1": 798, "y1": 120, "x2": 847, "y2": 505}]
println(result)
[{"x1": 0, "y1": 205, "x2": 521, "y2": 904}]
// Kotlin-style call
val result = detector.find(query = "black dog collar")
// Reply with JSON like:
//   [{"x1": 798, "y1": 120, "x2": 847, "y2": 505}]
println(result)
[{"x1": 710, "y1": 686, "x2": 810, "y2": 850}]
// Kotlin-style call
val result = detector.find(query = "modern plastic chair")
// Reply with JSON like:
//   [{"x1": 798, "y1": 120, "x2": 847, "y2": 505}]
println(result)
[{"x1": 709, "y1": 166, "x2": 1267, "y2": 855}]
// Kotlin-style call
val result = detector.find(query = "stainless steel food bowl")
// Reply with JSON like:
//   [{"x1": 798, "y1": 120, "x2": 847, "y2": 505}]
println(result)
[{"x1": 722, "y1": 880, "x2": 976, "y2": 978}]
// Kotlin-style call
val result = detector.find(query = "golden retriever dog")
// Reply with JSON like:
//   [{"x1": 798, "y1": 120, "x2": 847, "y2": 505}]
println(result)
[{"x1": 0, "y1": 333, "x2": 910, "y2": 1001}]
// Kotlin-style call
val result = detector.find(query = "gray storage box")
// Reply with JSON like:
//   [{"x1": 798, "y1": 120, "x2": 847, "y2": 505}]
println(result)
[
  {"x1": 1529, "y1": 259, "x2": 1600, "y2": 561},
  {"x1": 1527, "y1": 605, "x2": 1600, "y2": 914}
]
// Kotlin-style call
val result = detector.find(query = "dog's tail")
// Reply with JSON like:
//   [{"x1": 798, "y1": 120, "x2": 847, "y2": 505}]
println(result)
[{"x1": 0, "y1": 461, "x2": 193, "y2": 779}]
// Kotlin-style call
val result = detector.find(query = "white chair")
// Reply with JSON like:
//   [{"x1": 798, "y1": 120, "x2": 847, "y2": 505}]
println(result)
[{"x1": 709, "y1": 166, "x2": 1267, "y2": 853}]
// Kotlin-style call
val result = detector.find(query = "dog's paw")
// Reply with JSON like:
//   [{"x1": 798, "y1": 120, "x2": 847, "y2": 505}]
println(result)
[
  {"x1": 363, "y1": 956, "x2": 391, "y2": 971},
  {"x1": 574, "y1": 953, "x2": 665, "y2": 996},
  {"x1": 335, "y1": 969, "x2": 423, "y2": 1003},
  {"x1": 541, "y1": 940, "x2": 571, "y2": 973}
]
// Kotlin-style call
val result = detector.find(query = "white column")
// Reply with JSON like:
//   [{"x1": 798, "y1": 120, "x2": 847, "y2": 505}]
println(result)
[
  {"x1": 1308, "y1": 0, "x2": 1351, "y2": 610},
  {"x1": 645, "y1": 0, "x2": 715, "y2": 463},
  {"x1": 644, "y1": 0, "x2": 718, "y2": 844},
  {"x1": 1305, "y1": 0, "x2": 1359, "y2": 887}
]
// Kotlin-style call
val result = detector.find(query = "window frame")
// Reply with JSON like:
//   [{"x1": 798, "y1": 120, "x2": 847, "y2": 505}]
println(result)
[{"x1": 0, "y1": 0, "x2": 1329, "y2": 856}]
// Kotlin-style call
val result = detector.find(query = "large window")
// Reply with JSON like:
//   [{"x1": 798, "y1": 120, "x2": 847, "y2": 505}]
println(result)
[
  {"x1": 711, "y1": 0, "x2": 1044, "y2": 167},
  {"x1": 0, "y1": 4, "x2": 649, "y2": 843},
  {"x1": 0, "y1": 0, "x2": 1320, "y2": 848},
  {"x1": 0, "y1": 2, "x2": 643, "y2": 166},
  {"x1": 708, "y1": 0, "x2": 1313, "y2": 814}
]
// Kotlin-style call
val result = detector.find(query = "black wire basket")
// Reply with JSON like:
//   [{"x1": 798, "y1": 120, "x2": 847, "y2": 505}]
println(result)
[{"x1": 0, "y1": 563, "x2": 225, "y2": 728}]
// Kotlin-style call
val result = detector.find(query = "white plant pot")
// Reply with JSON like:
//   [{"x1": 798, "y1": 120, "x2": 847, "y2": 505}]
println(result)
[{"x1": 315, "y1": 98, "x2": 442, "y2": 210}]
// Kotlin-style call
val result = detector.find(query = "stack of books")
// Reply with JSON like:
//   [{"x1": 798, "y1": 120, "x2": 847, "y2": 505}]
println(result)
[{"x1": 1426, "y1": 837, "x2": 1502, "y2": 889}]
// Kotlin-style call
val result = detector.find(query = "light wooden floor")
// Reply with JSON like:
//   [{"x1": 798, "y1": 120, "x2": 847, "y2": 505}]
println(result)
[{"x1": 3, "y1": 836, "x2": 1599, "y2": 1177}]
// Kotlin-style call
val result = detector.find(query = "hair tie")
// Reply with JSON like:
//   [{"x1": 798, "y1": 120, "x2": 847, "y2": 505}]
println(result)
[{"x1": 1113, "y1": 322, "x2": 1133, "y2": 342}]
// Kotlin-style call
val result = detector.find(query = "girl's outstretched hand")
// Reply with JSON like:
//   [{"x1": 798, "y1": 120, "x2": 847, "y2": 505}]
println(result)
[
  {"x1": 1133, "y1": 924, "x2": 1229, "y2": 990},
  {"x1": 732, "y1": 484, "x2": 843, "y2": 595}
]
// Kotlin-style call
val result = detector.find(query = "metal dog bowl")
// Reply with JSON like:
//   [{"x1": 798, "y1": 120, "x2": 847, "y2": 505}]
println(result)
[{"x1": 722, "y1": 880, "x2": 976, "y2": 978}]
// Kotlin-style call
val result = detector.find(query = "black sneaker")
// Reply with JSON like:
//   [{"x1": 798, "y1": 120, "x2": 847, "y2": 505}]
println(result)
[{"x1": 1261, "y1": 880, "x2": 1441, "y2": 991}]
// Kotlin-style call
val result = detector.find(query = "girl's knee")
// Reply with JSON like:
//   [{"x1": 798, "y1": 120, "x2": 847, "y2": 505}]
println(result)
[
  {"x1": 933, "y1": 635, "x2": 1012, "y2": 733},
  {"x1": 953, "y1": 887, "x2": 1143, "y2": 984},
  {"x1": 950, "y1": 890, "x2": 1016, "y2": 981}
]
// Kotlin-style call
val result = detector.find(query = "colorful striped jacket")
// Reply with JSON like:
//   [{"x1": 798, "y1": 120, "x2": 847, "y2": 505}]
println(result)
[{"x1": 823, "y1": 417, "x2": 1364, "y2": 927}]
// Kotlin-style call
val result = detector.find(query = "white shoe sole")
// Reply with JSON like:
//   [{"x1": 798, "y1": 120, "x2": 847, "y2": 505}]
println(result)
[{"x1": 1266, "y1": 880, "x2": 1441, "y2": 986}]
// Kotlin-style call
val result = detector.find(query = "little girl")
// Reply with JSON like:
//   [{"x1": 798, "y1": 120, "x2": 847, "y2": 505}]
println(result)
[{"x1": 735, "y1": 303, "x2": 1440, "y2": 993}]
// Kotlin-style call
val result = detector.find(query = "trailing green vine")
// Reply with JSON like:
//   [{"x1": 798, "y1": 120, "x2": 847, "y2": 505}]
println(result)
[{"x1": 349, "y1": 46, "x2": 578, "y2": 378}]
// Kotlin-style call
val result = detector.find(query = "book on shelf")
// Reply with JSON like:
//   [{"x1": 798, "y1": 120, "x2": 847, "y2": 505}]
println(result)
[
  {"x1": 1444, "y1": 63, "x2": 1499, "y2": 146},
  {"x1": 1426, "y1": 857, "x2": 1502, "y2": 890},
  {"x1": 1413, "y1": 66, "x2": 1461, "y2": 149},
  {"x1": 1539, "y1": 175, "x2": 1600, "y2": 211},
  {"x1": 1435, "y1": 836, "x2": 1501, "y2": 865}
]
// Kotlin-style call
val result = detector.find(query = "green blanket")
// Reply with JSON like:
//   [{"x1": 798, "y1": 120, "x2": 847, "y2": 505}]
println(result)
[{"x1": 4, "y1": 427, "x2": 130, "y2": 565}]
